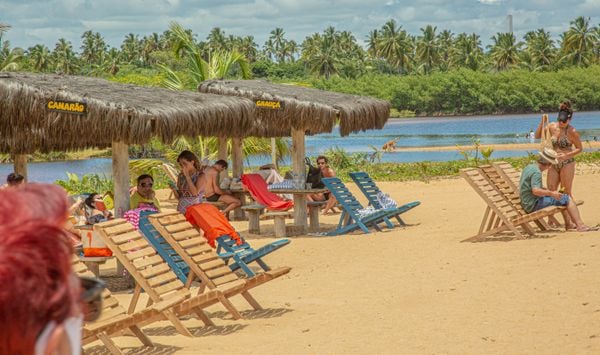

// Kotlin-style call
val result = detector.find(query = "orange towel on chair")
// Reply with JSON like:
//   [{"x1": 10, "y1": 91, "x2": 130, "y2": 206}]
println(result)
[
  {"x1": 185, "y1": 203, "x2": 242, "y2": 247},
  {"x1": 241, "y1": 174, "x2": 294, "y2": 211}
]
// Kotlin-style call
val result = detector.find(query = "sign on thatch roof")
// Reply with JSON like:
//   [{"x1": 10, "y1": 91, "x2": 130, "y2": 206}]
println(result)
[
  {"x1": 0, "y1": 73, "x2": 255, "y2": 154},
  {"x1": 198, "y1": 80, "x2": 390, "y2": 137}
]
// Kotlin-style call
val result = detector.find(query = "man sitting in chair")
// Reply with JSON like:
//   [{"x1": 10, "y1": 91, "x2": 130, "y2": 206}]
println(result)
[
  {"x1": 519, "y1": 148, "x2": 595, "y2": 232},
  {"x1": 204, "y1": 159, "x2": 241, "y2": 218}
]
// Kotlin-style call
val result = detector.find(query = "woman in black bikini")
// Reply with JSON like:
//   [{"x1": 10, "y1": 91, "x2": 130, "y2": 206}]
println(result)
[{"x1": 535, "y1": 101, "x2": 583, "y2": 200}]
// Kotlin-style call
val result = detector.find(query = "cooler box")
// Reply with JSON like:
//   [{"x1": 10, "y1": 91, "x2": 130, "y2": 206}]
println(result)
[{"x1": 77, "y1": 225, "x2": 113, "y2": 257}]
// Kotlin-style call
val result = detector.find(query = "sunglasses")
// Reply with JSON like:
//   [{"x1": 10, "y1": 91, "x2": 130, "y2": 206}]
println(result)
[
  {"x1": 140, "y1": 182, "x2": 153, "y2": 188},
  {"x1": 79, "y1": 276, "x2": 106, "y2": 322}
]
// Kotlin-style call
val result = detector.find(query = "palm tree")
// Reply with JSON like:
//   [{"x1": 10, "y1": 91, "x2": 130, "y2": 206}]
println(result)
[
  {"x1": 377, "y1": 20, "x2": 413, "y2": 73},
  {"x1": 451, "y1": 33, "x2": 483, "y2": 71},
  {"x1": 0, "y1": 23, "x2": 22, "y2": 72},
  {"x1": 366, "y1": 29, "x2": 380, "y2": 58},
  {"x1": 80, "y1": 30, "x2": 106, "y2": 65},
  {"x1": 121, "y1": 33, "x2": 141, "y2": 64},
  {"x1": 268, "y1": 28, "x2": 287, "y2": 63},
  {"x1": 437, "y1": 29, "x2": 454, "y2": 71},
  {"x1": 488, "y1": 32, "x2": 521, "y2": 71},
  {"x1": 282, "y1": 40, "x2": 298, "y2": 62},
  {"x1": 28, "y1": 44, "x2": 51, "y2": 71},
  {"x1": 53, "y1": 38, "x2": 78, "y2": 74},
  {"x1": 522, "y1": 29, "x2": 556, "y2": 70},
  {"x1": 561, "y1": 16, "x2": 598, "y2": 66},
  {"x1": 416, "y1": 25, "x2": 439, "y2": 74},
  {"x1": 305, "y1": 36, "x2": 341, "y2": 79}
]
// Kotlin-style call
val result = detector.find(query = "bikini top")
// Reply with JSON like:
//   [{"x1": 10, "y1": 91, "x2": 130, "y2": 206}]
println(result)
[{"x1": 551, "y1": 128, "x2": 572, "y2": 150}]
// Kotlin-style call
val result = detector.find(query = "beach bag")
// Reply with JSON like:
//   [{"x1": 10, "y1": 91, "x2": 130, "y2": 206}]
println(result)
[
  {"x1": 540, "y1": 114, "x2": 553, "y2": 150},
  {"x1": 305, "y1": 157, "x2": 324, "y2": 188},
  {"x1": 376, "y1": 192, "x2": 397, "y2": 209}
]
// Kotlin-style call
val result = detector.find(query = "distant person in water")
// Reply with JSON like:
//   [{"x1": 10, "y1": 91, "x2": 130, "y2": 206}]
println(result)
[
  {"x1": 0, "y1": 172, "x2": 25, "y2": 189},
  {"x1": 171, "y1": 150, "x2": 205, "y2": 214},
  {"x1": 534, "y1": 101, "x2": 582, "y2": 199},
  {"x1": 382, "y1": 138, "x2": 399, "y2": 152},
  {"x1": 204, "y1": 160, "x2": 241, "y2": 217}
]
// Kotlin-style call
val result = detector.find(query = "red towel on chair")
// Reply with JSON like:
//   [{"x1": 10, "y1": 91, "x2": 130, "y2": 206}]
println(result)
[
  {"x1": 185, "y1": 203, "x2": 242, "y2": 247},
  {"x1": 241, "y1": 174, "x2": 294, "y2": 211}
]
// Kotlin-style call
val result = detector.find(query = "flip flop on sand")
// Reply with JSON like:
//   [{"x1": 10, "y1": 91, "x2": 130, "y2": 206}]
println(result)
[{"x1": 576, "y1": 226, "x2": 600, "y2": 232}]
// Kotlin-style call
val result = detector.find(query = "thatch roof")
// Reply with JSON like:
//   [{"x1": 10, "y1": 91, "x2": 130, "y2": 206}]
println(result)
[
  {"x1": 198, "y1": 80, "x2": 390, "y2": 137},
  {"x1": 0, "y1": 72, "x2": 255, "y2": 154}
]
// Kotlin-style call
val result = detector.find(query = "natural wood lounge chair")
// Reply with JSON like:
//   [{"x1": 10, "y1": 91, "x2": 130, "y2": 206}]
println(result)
[
  {"x1": 73, "y1": 257, "x2": 182, "y2": 354},
  {"x1": 146, "y1": 210, "x2": 291, "y2": 314},
  {"x1": 460, "y1": 167, "x2": 569, "y2": 242},
  {"x1": 348, "y1": 171, "x2": 421, "y2": 226},
  {"x1": 94, "y1": 219, "x2": 230, "y2": 337}
]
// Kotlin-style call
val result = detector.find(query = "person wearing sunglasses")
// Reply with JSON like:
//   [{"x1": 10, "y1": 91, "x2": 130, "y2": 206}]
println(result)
[
  {"x1": 534, "y1": 101, "x2": 583, "y2": 203},
  {"x1": 0, "y1": 183, "x2": 105, "y2": 354},
  {"x1": 130, "y1": 174, "x2": 161, "y2": 210}
]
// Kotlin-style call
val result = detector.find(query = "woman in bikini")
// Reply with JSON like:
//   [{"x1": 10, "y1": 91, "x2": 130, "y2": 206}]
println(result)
[
  {"x1": 535, "y1": 101, "x2": 583, "y2": 201},
  {"x1": 170, "y1": 150, "x2": 205, "y2": 214}
]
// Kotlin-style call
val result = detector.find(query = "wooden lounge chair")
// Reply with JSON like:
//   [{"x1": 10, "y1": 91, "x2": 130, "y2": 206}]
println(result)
[
  {"x1": 147, "y1": 210, "x2": 291, "y2": 314},
  {"x1": 321, "y1": 177, "x2": 410, "y2": 235},
  {"x1": 460, "y1": 167, "x2": 569, "y2": 242},
  {"x1": 94, "y1": 219, "x2": 231, "y2": 337},
  {"x1": 184, "y1": 203, "x2": 290, "y2": 277},
  {"x1": 348, "y1": 171, "x2": 421, "y2": 226},
  {"x1": 73, "y1": 257, "x2": 182, "y2": 355}
]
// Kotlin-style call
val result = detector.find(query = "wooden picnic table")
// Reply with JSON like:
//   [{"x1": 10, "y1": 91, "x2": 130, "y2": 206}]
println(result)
[{"x1": 229, "y1": 187, "x2": 328, "y2": 234}]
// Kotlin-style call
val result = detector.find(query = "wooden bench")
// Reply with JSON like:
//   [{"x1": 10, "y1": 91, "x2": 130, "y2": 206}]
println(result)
[
  {"x1": 241, "y1": 204, "x2": 265, "y2": 234},
  {"x1": 307, "y1": 201, "x2": 327, "y2": 232},
  {"x1": 264, "y1": 211, "x2": 291, "y2": 238}
]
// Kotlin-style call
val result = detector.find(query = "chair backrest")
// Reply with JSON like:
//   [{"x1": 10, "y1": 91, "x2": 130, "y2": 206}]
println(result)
[
  {"x1": 348, "y1": 171, "x2": 382, "y2": 208},
  {"x1": 148, "y1": 212, "x2": 242, "y2": 289},
  {"x1": 71, "y1": 257, "x2": 129, "y2": 327},
  {"x1": 322, "y1": 177, "x2": 364, "y2": 218},
  {"x1": 479, "y1": 164, "x2": 527, "y2": 216},
  {"x1": 460, "y1": 167, "x2": 521, "y2": 221},
  {"x1": 492, "y1": 161, "x2": 521, "y2": 192},
  {"x1": 241, "y1": 174, "x2": 294, "y2": 211},
  {"x1": 138, "y1": 211, "x2": 191, "y2": 284},
  {"x1": 94, "y1": 219, "x2": 191, "y2": 305}
]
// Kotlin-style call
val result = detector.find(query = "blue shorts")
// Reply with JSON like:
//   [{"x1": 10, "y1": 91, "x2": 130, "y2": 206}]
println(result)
[{"x1": 533, "y1": 194, "x2": 569, "y2": 211}]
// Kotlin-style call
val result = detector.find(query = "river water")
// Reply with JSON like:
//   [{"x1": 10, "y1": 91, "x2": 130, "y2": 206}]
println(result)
[{"x1": 2, "y1": 111, "x2": 599, "y2": 183}]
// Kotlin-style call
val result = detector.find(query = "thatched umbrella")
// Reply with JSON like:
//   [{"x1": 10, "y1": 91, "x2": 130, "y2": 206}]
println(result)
[
  {"x1": 199, "y1": 79, "x2": 390, "y2": 233},
  {"x1": 0, "y1": 72, "x2": 255, "y2": 216}
]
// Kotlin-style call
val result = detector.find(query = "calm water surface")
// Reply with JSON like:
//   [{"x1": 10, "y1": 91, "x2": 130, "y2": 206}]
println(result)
[{"x1": 2, "y1": 111, "x2": 599, "y2": 183}]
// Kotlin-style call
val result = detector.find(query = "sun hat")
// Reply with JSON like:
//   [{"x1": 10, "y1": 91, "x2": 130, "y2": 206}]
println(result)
[{"x1": 538, "y1": 147, "x2": 558, "y2": 165}]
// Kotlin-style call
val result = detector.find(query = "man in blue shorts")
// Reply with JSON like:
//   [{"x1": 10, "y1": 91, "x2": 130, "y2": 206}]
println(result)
[{"x1": 520, "y1": 148, "x2": 595, "y2": 232}]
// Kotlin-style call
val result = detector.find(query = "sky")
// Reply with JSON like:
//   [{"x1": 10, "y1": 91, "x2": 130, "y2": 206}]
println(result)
[{"x1": 1, "y1": 0, "x2": 599, "y2": 51}]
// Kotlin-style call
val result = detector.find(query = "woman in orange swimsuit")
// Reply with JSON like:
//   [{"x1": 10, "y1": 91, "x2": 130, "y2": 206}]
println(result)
[{"x1": 535, "y1": 101, "x2": 583, "y2": 199}]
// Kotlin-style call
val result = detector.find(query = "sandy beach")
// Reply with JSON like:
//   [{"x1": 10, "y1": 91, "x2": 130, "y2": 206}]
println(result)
[
  {"x1": 394, "y1": 141, "x2": 600, "y2": 152},
  {"x1": 85, "y1": 168, "x2": 600, "y2": 354}
]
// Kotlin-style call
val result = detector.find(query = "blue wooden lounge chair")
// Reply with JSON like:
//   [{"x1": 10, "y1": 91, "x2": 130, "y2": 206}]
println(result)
[
  {"x1": 349, "y1": 171, "x2": 421, "y2": 226},
  {"x1": 322, "y1": 177, "x2": 417, "y2": 236}
]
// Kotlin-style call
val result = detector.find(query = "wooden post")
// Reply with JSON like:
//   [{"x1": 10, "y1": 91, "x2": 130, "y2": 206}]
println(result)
[
  {"x1": 217, "y1": 136, "x2": 229, "y2": 181},
  {"x1": 231, "y1": 137, "x2": 245, "y2": 220},
  {"x1": 13, "y1": 154, "x2": 28, "y2": 182},
  {"x1": 271, "y1": 137, "x2": 277, "y2": 168},
  {"x1": 112, "y1": 141, "x2": 129, "y2": 276},
  {"x1": 112, "y1": 141, "x2": 130, "y2": 218},
  {"x1": 291, "y1": 128, "x2": 307, "y2": 234}
]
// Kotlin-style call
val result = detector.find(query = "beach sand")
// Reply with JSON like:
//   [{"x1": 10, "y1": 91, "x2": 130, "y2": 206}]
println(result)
[
  {"x1": 86, "y1": 169, "x2": 600, "y2": 354},
  {"x1": 395, "y1": 141, "x2": 600, "y2": 152}
]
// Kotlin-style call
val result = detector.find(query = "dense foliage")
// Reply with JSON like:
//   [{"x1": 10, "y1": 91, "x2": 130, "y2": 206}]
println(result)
[{"x1": 313, "y1": 66, "x2": 600, "y2": 115}]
